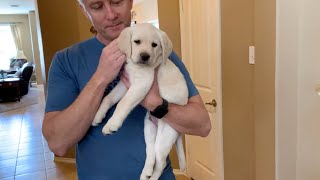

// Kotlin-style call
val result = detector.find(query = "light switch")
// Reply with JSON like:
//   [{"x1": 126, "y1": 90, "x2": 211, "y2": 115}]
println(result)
[{"x1": 249, "y1": 46, "x2": 255, "y2": 64}]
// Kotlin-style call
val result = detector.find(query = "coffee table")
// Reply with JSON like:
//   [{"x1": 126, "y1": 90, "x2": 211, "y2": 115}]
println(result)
[{"x1": 0, "y1": 78, "x2": 21, "y2": 102}]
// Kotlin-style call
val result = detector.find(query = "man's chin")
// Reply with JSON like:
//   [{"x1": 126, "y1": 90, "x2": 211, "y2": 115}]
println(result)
[
  {"x1": 99, "y1": 32, "x2": 121, "y2": 42},
  {"x1": 108, "y1": 23, "x2": 125, "y2": 33},
  {"x1": 110, "y1": 31, "x2": 122, "y2": 39}
]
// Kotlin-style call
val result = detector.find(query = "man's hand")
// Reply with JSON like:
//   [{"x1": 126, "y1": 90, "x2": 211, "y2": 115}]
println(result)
[
  {"x1": 95, "y1": 39, "x2": 126, "y2": 86},
  {"x1": 121, "y1": 70, "x2": 162, "y2": 111}
]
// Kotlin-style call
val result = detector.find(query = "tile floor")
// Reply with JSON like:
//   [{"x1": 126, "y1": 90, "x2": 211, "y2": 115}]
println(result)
[{"x1": 0, "y1": 85, "x2": 77, "y2": 180}]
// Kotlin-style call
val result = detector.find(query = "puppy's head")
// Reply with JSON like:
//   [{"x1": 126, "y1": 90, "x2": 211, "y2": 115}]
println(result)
[{"x1": 117, "y1": 23, "x2": 173, "y2": 66}]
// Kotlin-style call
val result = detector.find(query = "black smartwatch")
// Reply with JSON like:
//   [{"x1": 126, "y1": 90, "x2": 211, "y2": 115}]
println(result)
[{"x1": 150, "y1": 98, "x2": 169, "y2": 119}]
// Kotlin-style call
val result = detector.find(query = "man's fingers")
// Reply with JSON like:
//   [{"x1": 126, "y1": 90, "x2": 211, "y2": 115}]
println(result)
[
  {"x1": 116, "y1": 54, "x2": 126, "y2": 63},
  {"x1": 109, "y1": 43, "x2": 120, "y2": 54},
  {"x1": 117, "y1": 54, "x2": 126, "y2": 61},
  {"x1": 103, "y1": 40, "x2": 119, "y2": 55},
  {"x1": 113, "y1": 50, "x2": 124, "y2": 60},
  {"x1": 113, "y1": 54, "x2": 126, "y2": 69}
]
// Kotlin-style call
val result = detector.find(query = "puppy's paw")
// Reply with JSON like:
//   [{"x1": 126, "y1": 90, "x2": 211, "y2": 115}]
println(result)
[
  {"x1": 92, "y1": 111, "x2": 106, "y2": 126},
  {"x1": 102, "y1": 118, "x2": 123, "y2": 135},
  {"x1": 149, "y1": 178, "x2": 158, "y2": 180},
  {"x1": 140, "y1": 176, "x2": 151, "y2": 180},
  {"x1": 140, "y1": 167, "x2": 153, "y2": 180}
]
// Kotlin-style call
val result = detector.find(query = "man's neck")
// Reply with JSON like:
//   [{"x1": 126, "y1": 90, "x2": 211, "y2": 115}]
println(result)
[{"x1": 96, "y1": 33, "x2": 112, "y2": 46}]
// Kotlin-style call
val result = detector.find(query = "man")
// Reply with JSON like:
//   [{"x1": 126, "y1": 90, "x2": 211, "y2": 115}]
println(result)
[{"x1": 42, "y1": 0, "x2": 211, "y2": 179}]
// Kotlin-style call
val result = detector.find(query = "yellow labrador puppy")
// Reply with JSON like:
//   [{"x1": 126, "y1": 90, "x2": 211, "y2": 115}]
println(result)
[{"x1": 92, "y1": 23, "x2": 187, "y2": 180}]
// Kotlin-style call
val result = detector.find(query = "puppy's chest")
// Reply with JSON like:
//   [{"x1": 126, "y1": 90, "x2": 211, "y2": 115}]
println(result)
[{"x1": 125, "y1": 63, "x2": 154, "y2": 83}]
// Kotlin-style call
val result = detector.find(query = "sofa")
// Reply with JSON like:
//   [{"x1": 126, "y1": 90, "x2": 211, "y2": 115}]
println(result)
[
  {"x1": 7, "y1": 62, "x2": 34, "y2": 96},
  {"x1": 19, "y1": 62, "x2": 34, "y2": 96}
]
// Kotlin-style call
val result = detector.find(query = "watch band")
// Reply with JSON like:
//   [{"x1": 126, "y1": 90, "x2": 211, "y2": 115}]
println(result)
[{"x1": 150, "y1": 98, "x2": 168, "y2": 119}]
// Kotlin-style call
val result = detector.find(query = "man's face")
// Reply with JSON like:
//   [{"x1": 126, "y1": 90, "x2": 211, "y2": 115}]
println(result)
[{"x1": 81, "y1": 0, "x2": 133, "y2": 42}]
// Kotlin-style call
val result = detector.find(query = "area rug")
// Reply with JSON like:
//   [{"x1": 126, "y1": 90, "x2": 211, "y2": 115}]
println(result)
[{"x1": 0, "y1": 86, "x2": 39, "y2": 113}]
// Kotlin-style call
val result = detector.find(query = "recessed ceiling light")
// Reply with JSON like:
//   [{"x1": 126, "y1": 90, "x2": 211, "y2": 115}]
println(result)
[{"x1": 10, "y1": 5, "x2": 19, "y2": 8}]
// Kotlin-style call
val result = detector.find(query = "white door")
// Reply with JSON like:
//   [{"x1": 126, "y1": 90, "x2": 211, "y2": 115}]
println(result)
[{"x1": 179, "y1": 0, "x2": 223, "y2": 180}]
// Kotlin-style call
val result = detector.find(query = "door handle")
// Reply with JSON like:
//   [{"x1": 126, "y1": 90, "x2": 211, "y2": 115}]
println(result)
[{"x1": 205, "y1": 99, "x2": 217, "y2": 107}]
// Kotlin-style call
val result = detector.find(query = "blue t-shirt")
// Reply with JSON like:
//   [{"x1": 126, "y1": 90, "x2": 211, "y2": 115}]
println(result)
[{"x1": 45, "y1": 37, "x2": 198, "y2": 180}]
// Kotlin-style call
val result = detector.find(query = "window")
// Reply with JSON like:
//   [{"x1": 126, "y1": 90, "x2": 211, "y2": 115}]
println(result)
[{"x1": 0, "y1": 25, "x2": 17, "y2": 70}]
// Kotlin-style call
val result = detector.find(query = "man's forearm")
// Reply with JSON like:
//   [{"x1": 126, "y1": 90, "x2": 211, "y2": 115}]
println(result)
[
  {"x1": 42, "y1": 74, "x2": 109, "y2": 156},
  {"x1": 163, "y1": 95, "x2": 211, "y2": 137}
]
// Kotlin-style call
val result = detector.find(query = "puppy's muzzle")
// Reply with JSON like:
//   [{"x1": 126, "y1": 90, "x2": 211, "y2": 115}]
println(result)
[{"x1": 139, "y1": 53, "x2": 150, "y2": 64}]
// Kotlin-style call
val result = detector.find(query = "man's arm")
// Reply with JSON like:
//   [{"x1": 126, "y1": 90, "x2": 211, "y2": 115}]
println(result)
[
  {"x1": 42, "y1": 40, "x2": 125, "y2": 156},
  {"x1": 163, "y1": 95, "x2": 211, "y2": 137},
  {"x1": 43, "y1": 74, "x2": 107, "y2": 156},
  {"x1": 145, "y1": 92, "x2": 211, "y2": 137}
]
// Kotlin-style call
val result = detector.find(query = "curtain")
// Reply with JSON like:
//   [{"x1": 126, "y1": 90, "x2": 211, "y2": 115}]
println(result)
[
  {"x1": 10, "y1": 24, "x2": 22, "y2": 51},
  {"x1": 9, "y1": 24, "x2": 25, "y2": 68}
]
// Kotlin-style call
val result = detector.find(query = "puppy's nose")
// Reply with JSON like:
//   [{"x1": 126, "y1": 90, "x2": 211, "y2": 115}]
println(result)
[{"x1": 140, "y1": 53, "x2": 150, "y2": 62}]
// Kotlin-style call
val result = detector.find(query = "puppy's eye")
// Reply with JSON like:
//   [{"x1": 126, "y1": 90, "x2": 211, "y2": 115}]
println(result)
[
  {"x1": 152, "y1": 43, "x2": 158, "y2": 48},
  {"x1": 134, "y1": 40, "x2": 141, "y2": 44}
]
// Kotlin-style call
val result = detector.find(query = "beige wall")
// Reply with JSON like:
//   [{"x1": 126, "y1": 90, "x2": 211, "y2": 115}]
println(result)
[
  {"x1": 37, "y1": 0, "x2": 81, "y2": 81},
  {"x1": 132, "y1": 0, "x2": 158, "y2": 23},
  {"x1": 76, "y1": 6, "x2": 94, "y2": 41},
  {"x1": 222, "y1": 0, "x2": 276, "y2": 179},
  {"x1": 28, "y1": 11, "x2": 43, "y2": 84},
  {"x1": 254, "y1": 0, "x2": 276, "y2": 179},
  {"x1": 221, "y1": 0, "x2": 255, "y2": 179},
  {"x1": 34, "y1": 0, "x2": 47, "y2": 91},
  {"x1": 157, "y1": 0, "x2": 181, "y2": 58},
  {"x1": 0, "y1": 15, "x2": 33, "y2": 63}
]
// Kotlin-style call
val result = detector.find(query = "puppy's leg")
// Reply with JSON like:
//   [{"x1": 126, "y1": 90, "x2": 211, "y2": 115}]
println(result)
[
  {"x1": 92, "y1": 81, "x2": 127, "y2": 126},
  {"x1": 149, "y1": 121, "x2": 179, "y2": 180},
  {"x1": 102, "y1": 80, "x2": 153, "y2": 135},
  {"x1": 140, "y1": 113, "x2": 157, "y2": 180},
  {"x1": 176, "y1": 135, "x2": 186, "y2": 171}
]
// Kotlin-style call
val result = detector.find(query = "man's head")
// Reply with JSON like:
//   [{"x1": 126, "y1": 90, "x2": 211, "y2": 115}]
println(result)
[{"x1": 79, "y1": 0, "x2": 133, "y2": 44}]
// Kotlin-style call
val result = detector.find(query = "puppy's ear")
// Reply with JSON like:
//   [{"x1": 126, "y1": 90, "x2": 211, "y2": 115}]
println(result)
[
  {"x1": 158, "y1": 31, "x2": 173, "y2": 64},
  {"x1": 117, "y1": 27, "x2": 132, "y2": 58}
]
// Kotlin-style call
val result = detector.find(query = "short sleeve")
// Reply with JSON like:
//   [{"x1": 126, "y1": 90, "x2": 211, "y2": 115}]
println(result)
[
  {"x1": 169, "y1": 51, "x2": 199, "y2": 98},
  {"x1": 45, "y1": 52, "x2": 80, "y2": 112}
]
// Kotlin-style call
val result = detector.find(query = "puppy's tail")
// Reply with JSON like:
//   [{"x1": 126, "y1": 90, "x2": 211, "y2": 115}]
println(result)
[{"x1": 176, "y1": 135, "x2": 186, "y2": 172}]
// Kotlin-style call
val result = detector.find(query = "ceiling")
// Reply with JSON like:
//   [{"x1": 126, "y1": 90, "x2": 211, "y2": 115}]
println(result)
[{"x1": 0, "y1": 0, "x2": 35, "y2": 14}]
